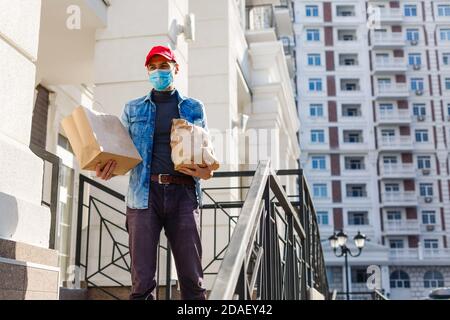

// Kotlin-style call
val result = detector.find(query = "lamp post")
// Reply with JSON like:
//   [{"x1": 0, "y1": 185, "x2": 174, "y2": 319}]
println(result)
[{"x1": 328, "y1": 230, "x2": 366, "y2": 300}]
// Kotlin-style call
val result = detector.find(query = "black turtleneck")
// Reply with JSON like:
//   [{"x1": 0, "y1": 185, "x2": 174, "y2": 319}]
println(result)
[{"x1": 150, "y1": 89, "x2": 190, "y2": 178}]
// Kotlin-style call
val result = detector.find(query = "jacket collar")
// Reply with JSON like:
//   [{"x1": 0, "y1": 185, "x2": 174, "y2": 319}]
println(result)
[{"x1": 144, "y1": 88, "x2": 187, "y2": 104}]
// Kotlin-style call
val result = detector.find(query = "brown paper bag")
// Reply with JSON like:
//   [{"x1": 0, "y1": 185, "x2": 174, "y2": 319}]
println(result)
[
  {"x1": 170, "y1": 118, "x2": 220, "y2": 171},
  {"x1": 61, "y1": 106, "x2": 142, "y2": 175}
]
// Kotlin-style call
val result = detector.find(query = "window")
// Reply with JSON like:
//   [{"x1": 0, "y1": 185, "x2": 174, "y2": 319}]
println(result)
[
  {"x1": 422, "y1": 211, "x2": 436, "y2": 225},
  {"x1": 348, "y1": 211, "x2": 368, "y2": 225},
  {"x1": 419, "y1": 183, "x2": 433, "y2": 197},
  {"x1": 313, "y1": 184, "x2": 328, "y2": 198},
  {"x1": 351, "y1": 268, "x2": 368, "y2": 283},
  {"x1": 311, "y1": 129, "x2": 325, "y2": 143},
  {"x1": 376, "y1": 53, "x2": 389, "y2": 64},
  {"x1": 307, "y1": 54, "x2": 321, "y2": 66},
  {"x1": 410, "y1": 78, "x2": 424, "y2": 91},
  {"x1": 415, "y1": 129, "x2": 429, "y2": 142},
  {"x1": 342, "y1": 104, "x2": 361, "y2": 116},
  {"x1": 305, "y1": 5, "x2": 319, "y2": 17},
  {"x1": 343, "y1": 130, "x2": 363, "y2": 143},
  {"x1": 413, "y1": 103, "x2": 426, "y2": 116},
  {"x1": 408, "y1": 53, "x2": 422, "y2": 66},
  {"x1": 339, "y1": 54, "x2": 358, "y2": 66},
  {"x1": 336, "y1": 5, "x2": 355, "y2": 17},
  {"x1": 406, "y1": 29, "x2": 420, "y2": 41},
  {"x1": 404, "y1": 5, "x2": 417, "y2": 17},
  {"x1": 383, "y1": 156, "x2": 398, "y2": 165},
  {"x1": 311, "y1": 156, "x2": 326, "y2": 170},
  {"x1": 385, "y1": 183, "x2": 400, "y2": 193},
  {"x1": 417, "y1": 155, "x2": 431, "y2": 169},
  {"x1": 379, "y1": 103, "x2": 394, "y2": 115},
  {"x1": 381, "y1": 129, "x2": 395, "y2": 138},
  {"x1": 377, "y1": 78, "x2": 391, "y2": 90},
  {"x1": 390, "y1": 240, "x2": 405, "y2": 249},
  {"x1": 440, "y1": 28, "x2": 450, "y2": 41},
  {"x1": 317, "y1": 211, "x2": 329, "y2": 225},
  {"x1": 443, "y1": 53, "x2": 450, "y2": 65},
  {"x1": 338, "y1": 29, "x2": 357, "y2": 41},
  {"x1": 306, "y1": 29, "x2": 320, "y2": 41},
  {"x1": 309, "y1": 78, "x2": 323, "y2": 91},
  {"x1": 345, "y1": 156, "x2": 365, "y2": 170},
  {"x1": 340, "y1": 79, "x2": 360, "y2": 91},
  {"x1": 445, "y1": 78, "x2": 450, "y2": 90},
  {"x1": 346, "y1": 184, "x2": 367, "y2": 197},
  {"x1": 387, "y1": 211, "x2": 402, "y2": 221},
  {"x1": 309, "y1": 104, "x2": 324, "y2": 117},
  {"x1": 390, "y1": 270, "x2": 410, "y2": 288},
  {"x1": 438, "y1": 5, "x2": 450, "y2": 16},
  {"x1": 448, "y1": 103, "x2": 450, "y2": 116},
  {"x1": 424, "y1": 239, "x2": 439, "y2": 249},
  {"x1": 424, "y1": 271, "x2": 445, "y2": 288}
]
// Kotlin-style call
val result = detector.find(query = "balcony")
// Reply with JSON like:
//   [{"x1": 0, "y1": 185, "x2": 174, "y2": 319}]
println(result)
[
  {"x1": 375, "y1": 83, "x2": 409, "y2": 99},
  {"x1": 373, "y1": 58, "x2": 407, "y2": 74},
  {"x1": 378, "y1": 109, "x2": 412, "y2": 124},
  {"x1": 420, "y1": 224, "x2": 441, "y2": 233},
  {"x1": 245, "y1": 5, "x2": 278, "y2": 42},
  {"x1": 372, "y1": 32, "x2": 405, "y2": 49},
  {"x1": 380, "y1": 163, "x2": 415, "y2": 178},
  {"x1": 377, "y1": 8, "x2": 403, "y2": 24},
  {"x1": 389, "y1": 248, "x2": 450, "y2": 262},
  {"x1": 384, "y1": 220, "x2": 420, "y2": 235},
  {"x1": 389, "y1": 248, "x2": 419, "y2": 260},
  {"x1": 381, "y1": 191, "x2": 417, "y2": 206},
  {"x1": 273, "y1": 5, "x2": 294, "y2": 37},
  {"x1": 422, "y1": 248, "x2": 450, "y2": 260},
  {"x1": 379, "y1": 136, "x2": 413, "y2": 150}
]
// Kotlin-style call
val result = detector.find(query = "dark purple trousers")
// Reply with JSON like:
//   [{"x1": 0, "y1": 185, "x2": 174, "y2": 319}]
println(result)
[{"x1": 125, "y1": 180, "x2": 206, "y2": 300}]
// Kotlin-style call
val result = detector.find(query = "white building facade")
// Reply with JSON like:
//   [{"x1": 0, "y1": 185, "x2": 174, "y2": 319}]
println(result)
[
  {"x1": 0, "y1": 0, "x2": 299, "y2": 299},
  {"x1": 295, "y1": 0, "x2": 450, "y2": 299}
]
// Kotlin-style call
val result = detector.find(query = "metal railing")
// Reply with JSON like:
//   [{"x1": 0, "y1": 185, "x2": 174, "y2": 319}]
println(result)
[
  {"x1": 208, "y1": 160, "x2": 329, "y2": 300},
  {"x1": 29, "y1": 142, "x2": 61, "y2": 249},
  {"x1": 73, "y1": 160, "x2": 329, "y2": 300},
  {"x1": 74, "y1": 174, "x2": 174, "y2": 300}
]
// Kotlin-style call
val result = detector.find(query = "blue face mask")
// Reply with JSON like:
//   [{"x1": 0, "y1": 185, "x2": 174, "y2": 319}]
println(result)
[{"x1": 149, "y1": 69, "x2": 173, "y2": 91}]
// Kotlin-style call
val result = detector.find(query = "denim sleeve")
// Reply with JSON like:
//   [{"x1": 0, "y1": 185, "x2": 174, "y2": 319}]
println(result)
[
  {"x1": 200, "y1": 102, "x2": 209, "y2": 134},
  {"x1": 120, "y1": 104, "x2": 130, "y2": 136}
]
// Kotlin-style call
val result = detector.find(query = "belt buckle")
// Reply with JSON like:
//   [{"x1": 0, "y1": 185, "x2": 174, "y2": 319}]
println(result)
[{"x1": 158, "y1": 174, "x2": 170, "y2": 185}]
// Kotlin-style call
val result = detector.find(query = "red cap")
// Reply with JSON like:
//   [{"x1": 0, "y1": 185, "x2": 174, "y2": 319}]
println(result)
[{"x1": 145, "y1": 45, "x2": 177, "y2": 67}]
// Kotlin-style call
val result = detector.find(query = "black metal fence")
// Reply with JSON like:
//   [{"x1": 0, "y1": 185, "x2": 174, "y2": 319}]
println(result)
[{"x1": 73, "y1": 160, "x2": 329, "y2": 300}]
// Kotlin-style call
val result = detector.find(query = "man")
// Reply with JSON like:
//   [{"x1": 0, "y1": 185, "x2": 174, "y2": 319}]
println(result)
[{"x1": 96, "y1": 45, "x2": 214, "y2": 300}]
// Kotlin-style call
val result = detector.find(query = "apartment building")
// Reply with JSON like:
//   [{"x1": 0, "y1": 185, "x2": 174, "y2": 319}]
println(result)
[{"x1": 294, "y1": 0, "x2": 450, "y2": 299}]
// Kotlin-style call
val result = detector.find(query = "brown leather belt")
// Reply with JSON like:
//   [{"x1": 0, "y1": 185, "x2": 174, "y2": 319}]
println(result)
[{"x1": 150, "y1": 173, "x2": 194, "y2": 185}]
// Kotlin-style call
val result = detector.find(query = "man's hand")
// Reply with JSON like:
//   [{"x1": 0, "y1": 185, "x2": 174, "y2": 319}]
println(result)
[
  {"x1": 95, "y1": 160, "x2": 117, "y2": 181},
  {"x1": 177, "y1": 164, "x2": 214, "y2": 180}
]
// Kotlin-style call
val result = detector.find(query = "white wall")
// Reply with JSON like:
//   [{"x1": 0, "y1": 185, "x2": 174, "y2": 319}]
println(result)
[{"x1": 0, "y1": 0, "x2": 52, "y2": 248}]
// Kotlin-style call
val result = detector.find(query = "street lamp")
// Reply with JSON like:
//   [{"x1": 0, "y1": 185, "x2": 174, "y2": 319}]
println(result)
[{"x1": 328, "y1": 230, "x2": 367, "y2": 300}]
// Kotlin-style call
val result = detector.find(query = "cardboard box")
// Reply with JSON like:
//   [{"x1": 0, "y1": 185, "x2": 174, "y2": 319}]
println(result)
[{"x1": 61, "y1": 106, "x2": 142, "y2": 175}]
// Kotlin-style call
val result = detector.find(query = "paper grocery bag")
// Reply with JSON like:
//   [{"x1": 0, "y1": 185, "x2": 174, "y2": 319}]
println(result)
[
  {"x1": 61, "y1": 106, "x2": 142, "y2": 175},
  {"x1": 170, "y1": 118, "x2": 220, "y2": 172}
]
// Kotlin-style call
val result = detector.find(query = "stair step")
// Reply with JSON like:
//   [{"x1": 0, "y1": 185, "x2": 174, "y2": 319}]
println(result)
[
  {"x1": 85, "y1": 285, "x2": 182, "y2": 300},
  {"x1": 59, "y1": 287, "x2": 88, "y2": 300}
]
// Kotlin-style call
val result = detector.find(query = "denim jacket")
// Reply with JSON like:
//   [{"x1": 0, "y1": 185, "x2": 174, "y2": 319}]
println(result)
[{"x1": 119, "y1": 89, "x2": 208, "y2": 209}]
